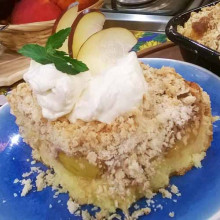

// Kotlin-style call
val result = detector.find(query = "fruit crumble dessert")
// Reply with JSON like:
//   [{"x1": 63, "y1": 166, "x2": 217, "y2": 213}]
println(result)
[
  {"x1": 8, "y1": 60, "x2": 213, "y2": 213},
  {"x1": 7, "y1": 5, "x2": 213, "y2": 218},
  {"x1": 177, "y1": 2, "x2": 220, "y2": 53}
]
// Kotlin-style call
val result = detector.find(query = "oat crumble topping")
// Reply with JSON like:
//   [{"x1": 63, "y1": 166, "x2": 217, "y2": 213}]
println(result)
[
  {"x1": 177, "y1": 3, "x2": 220, "y2": 52},
  {"x1": 8, "y1": 63, "x2": 213, "y2": 218},
  {"x1": 10, "y1": 65, "x2": 201, "y2": 199}
]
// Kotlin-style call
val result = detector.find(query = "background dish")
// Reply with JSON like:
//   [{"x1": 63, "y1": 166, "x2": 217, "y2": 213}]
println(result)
[
  {"x1": 0, "y1": 58, "x2": 220, "y2": 220},
  {"x1": 165, "y1": 0, "x2": 220, "y2": 75}
]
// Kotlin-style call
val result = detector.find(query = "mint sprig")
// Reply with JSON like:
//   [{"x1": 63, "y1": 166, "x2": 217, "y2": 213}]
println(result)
[{"x1": 18, "y1": 28, "x2": 88, "y2": 75}]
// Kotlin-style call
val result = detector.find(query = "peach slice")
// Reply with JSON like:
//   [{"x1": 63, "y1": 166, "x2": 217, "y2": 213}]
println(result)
[
  {"x1": 68, "y1": 9, "x2": 105, "y2": 58},
  {"x1": 77, "y1": 27, "x2": 137, "y2": 74},
  {"x1": 52, "y1": 2, "x2": 79, "y2": 53}
]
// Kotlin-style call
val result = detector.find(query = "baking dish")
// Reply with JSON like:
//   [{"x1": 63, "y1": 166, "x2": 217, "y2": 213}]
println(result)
[{"x1": 165, "y1": 0, "x2": 220, "y2": 74}]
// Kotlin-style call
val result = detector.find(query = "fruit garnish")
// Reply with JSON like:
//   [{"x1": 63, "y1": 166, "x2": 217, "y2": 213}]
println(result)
[
  {"x1": 19, "y1": 27, "x2": 88, "y2": 75},
  {"x1": 52, "y1": 2, "x2": 79, "y2": 53},
  {"x1": 68, "y1": 9, "x2": 105, "y2": 58},
  {"x1": 77, "y1": 27, "x2": 137, "y2": 74}
]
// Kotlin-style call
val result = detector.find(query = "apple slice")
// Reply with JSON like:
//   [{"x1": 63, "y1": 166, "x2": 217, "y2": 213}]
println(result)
[
  {"x1": 68, "y1": 9, "x2": 105, "y2": 58},
  {"x1": 77, "y1": 27, "x2": 137, "y2": 74},
  {"x1": 52, "y1": 2, "x2": 79, "y2": 53}
]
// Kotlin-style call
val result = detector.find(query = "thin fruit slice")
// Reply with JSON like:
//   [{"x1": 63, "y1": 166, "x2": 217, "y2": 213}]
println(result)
[
  {"x1": 77, "y1": 27, "x2": 137, "y2": 74},
  {"x1": 52, "y1": 2, "x2": 79, "y2": 53},
  {"x1": 68, "y1": 9, "x2": 105, "y2": 58}
]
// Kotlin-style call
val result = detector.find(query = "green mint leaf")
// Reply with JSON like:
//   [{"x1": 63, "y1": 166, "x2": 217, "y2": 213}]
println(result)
[
  {"x1": 55, "y1": 51, "x2": 89, "y2": 73},
  {"x1": 55, "y1": 62, "x2": 79, "y2": 75},
  {"x1": 19, "y1": 28, "x2": 89, "y2": 75},
  {"x1": 64, "y1": 56, "x2": 89, "y2": 72},
  {"x1": 46, "y1": 50, "x2": 82, "y2": 75},
  {"x1": 18, "y1": 44, "x2": 51, "y2": 65},
  {"x1": 46, "y1": 27, "x2": 71, "y2": 50},
  {"x1": 54, "y1": 50, "x2": 67, "y2": 56}
]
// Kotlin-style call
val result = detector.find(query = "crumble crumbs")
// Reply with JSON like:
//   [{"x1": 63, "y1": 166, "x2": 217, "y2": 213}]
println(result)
[
  {"x1": 91, "y1": 207, "x2": 99, "y2": 211},
  {"x1": 12, "y1": 160, "x2": 182, "y2": 219},
  {"x1": 156, "y1": 204, "x2": 163, "y2": 210},
  {"x1": 131, "y1": 207, "x2": 151, "y2": 219},
  {"x1": 176, "y1": 193, "x2": 181, "y2": 197},
  {"x1": 108, "y1": 213, "x2": 122, "y2": 220},
  {"x1": 75, "y1": 210, "x2": 81, "y2": 216},
  {"x1": 82, "y1": 210, "x2": 94, "y2": 220},
  {"x1": 146, "y1": 199, "x2": 155, "y2": 206},
  {"x1": 31, "y1": 160, "x2": 36, "y2": 165},
  {"x1": 13, "y1": 193, "x2": 18, "y2": 198},
  {"x1": 170, "y1": 185, "x2": 179, "y2": 194},
  {"x1": 13, "y1": 178, "x2": 19, "y2": 184},
  {"x1": 169, "y1": 211, "x2": 175, "y2": 218},
  {"x1": 36, "y1": 172, "x2": 46, "y2": 191},
  {"x1": 21, "y1": 179, "x2": 32, "y2": 197},
  {"x1": 134, "y1": 204, "x2": 140, "y2": 209},
  {"x1": 53, "y1": 191, "x2": 60, "y2": 198},
  {"x1": 67, "y1": 198, "x2": 80, "y2": 214},
  {"x1": 159, "y1": 189, "x2": 172, "y2": 199},
  {"x1": 22, "y1": 172, "x2": 31, "y2": 178}
]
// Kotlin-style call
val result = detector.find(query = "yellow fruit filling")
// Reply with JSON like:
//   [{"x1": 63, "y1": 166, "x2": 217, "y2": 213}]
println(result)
[{"x1": 58, "y1": 152, "x2": 101, "y2": 179}]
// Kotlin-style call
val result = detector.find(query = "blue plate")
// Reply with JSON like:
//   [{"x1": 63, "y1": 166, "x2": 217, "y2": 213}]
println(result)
[{"x1": 0, "y1": 58, "x2": 220, "y2": 220}]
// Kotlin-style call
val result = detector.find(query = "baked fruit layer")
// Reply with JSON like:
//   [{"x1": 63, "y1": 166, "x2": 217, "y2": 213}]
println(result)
[
  {"x1": 7, "y1": 64, "x2": 213, "y2": 213},
  {"x1": 177, "y1": 3, "x2": 220, "y2": 53}
]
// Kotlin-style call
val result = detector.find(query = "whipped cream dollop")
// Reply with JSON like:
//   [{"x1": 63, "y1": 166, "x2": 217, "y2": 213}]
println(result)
[
  {"x1": 69, "y1": 52, "x2": 147, "y2": 123},
  {"x1": 24, "y1": 60, "x2": 91, "y2": 120},
  {"x1": 24, "y1": 52, "x2": 147, "y2": 124}
]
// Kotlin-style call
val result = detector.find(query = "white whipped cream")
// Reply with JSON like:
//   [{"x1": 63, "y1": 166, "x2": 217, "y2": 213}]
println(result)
[
  {"x1": 69, "y1": 52, "x2": 147, "y2": 123},
  {"x1": 24, "y1": 60, "x2": 91, "y2": 120},
  {"x1": 24, "y1": 52, "x2": 147, "y2": 124}
]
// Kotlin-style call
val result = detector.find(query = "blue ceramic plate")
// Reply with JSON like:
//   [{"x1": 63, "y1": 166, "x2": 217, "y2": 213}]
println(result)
[{"x1": 0, "y1": 58, "x2": 220, "y2": 220}]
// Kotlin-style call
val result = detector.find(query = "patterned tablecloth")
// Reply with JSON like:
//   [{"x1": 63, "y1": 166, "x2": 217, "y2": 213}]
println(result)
[{"x1": 0, "y1": 32, "x2": 169, "y2": 106}]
